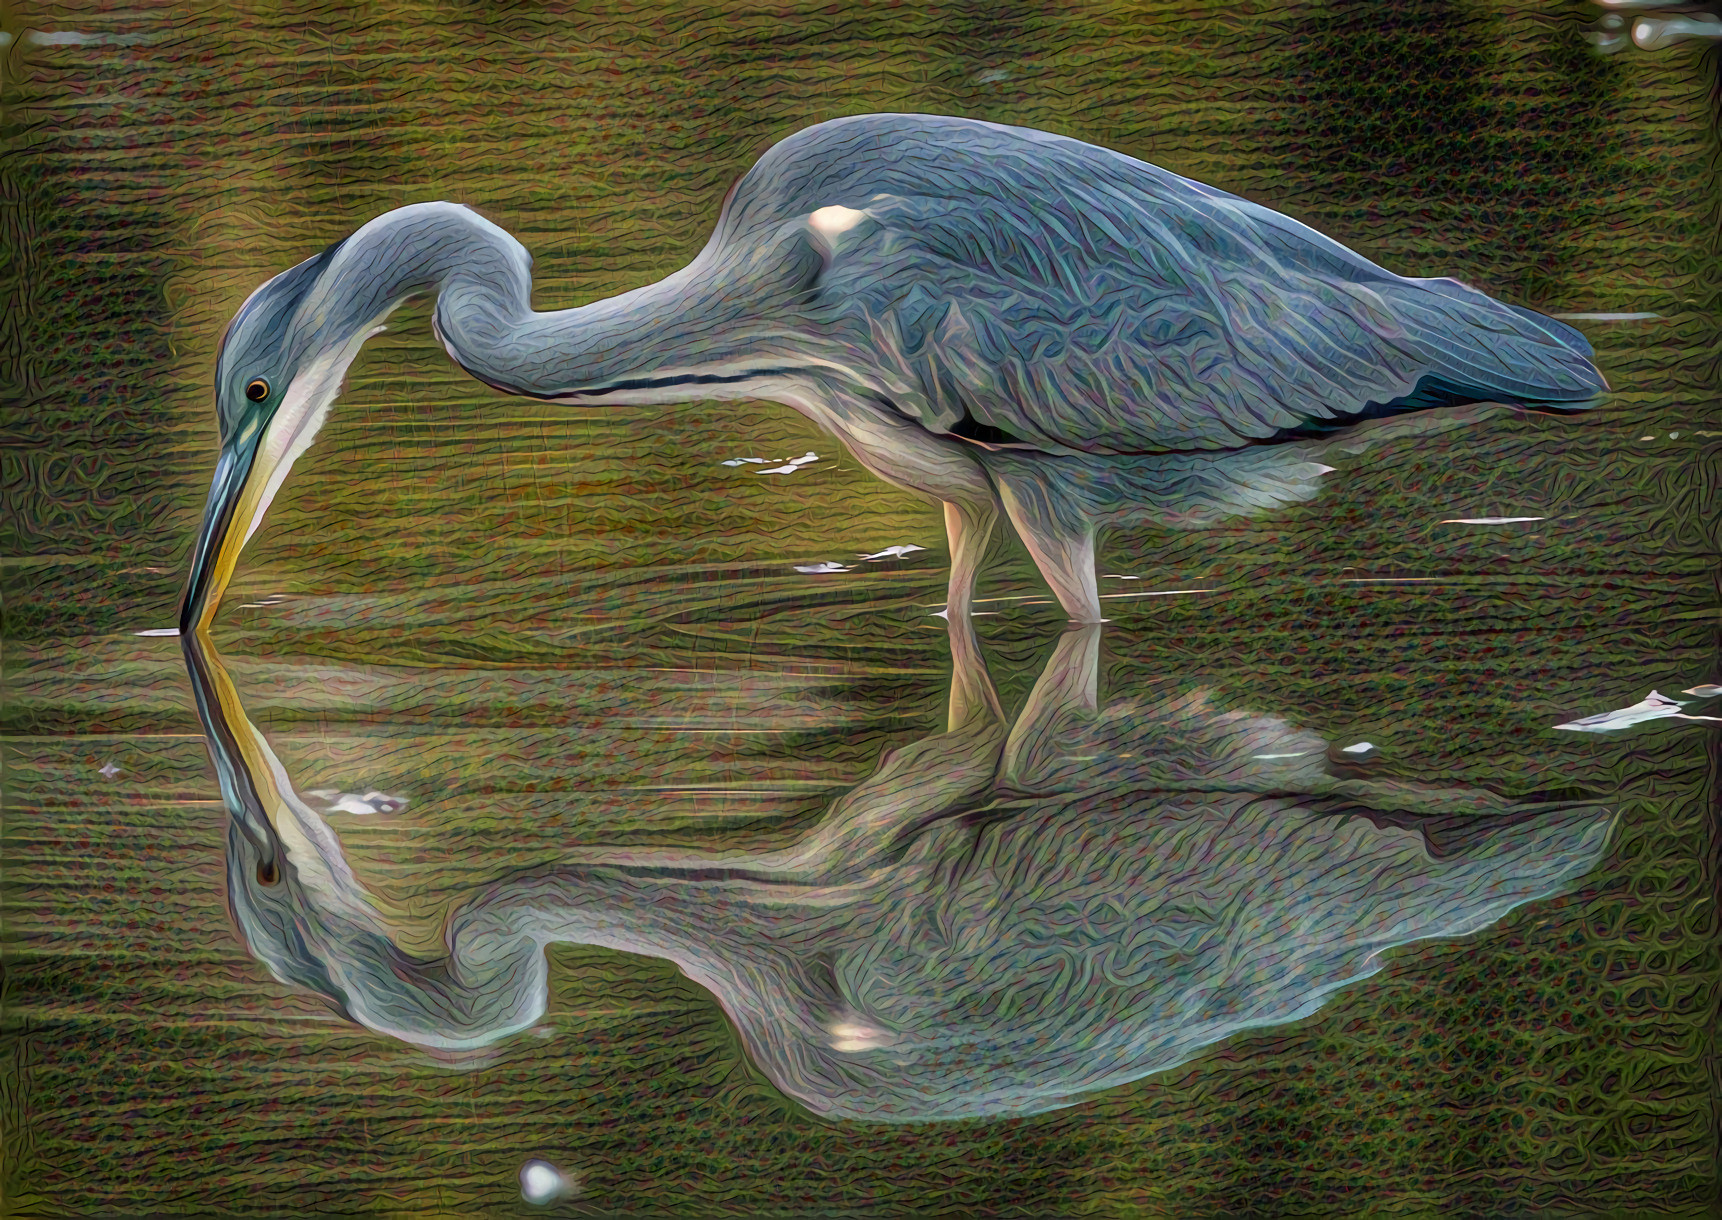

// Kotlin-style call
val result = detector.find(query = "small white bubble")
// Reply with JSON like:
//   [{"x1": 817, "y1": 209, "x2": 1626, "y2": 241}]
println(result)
[{"x1": 520, "y1": 1159, "x2": 572, "y2": 1205}]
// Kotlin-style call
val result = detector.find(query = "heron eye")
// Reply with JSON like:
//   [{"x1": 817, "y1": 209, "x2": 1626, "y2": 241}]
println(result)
[
  {"x1": 245, "y1": 378, "x2": 270, "y2": 402},
  {"x1": 256, "y1": 858, "x2": 279, "y2": 886}
]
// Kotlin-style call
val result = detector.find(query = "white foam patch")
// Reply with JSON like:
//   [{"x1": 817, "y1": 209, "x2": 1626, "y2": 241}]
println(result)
[
  {"x1": 134, "y1": 627, "x2": 180, "y2": 637},
  {"x1": 1554, "y1": 690, "x2": 1722, "y2": 733},
  {"x1": 1683, "y1": 684, "x2": 1722, "y2": 698},
  {"x1": 307, "y1": 789, "x2": 408, "y2": 816},
  {"x1": 858, "y1": 544, "x2": 926, "y2": 561},
  {"x1": 1340, "y1": 741, "x2": 1376, "y2": 755},
  {"x1": 795, "y1": 562, "x2": 849, "y2": 574},
  {"x1": 1439, "y1": 516, "x2": 1545, "y2": 525},
  {"x1": 1551, "y1": 312, "x2": 1660, "y2": 321},
  {"x1": 754, "y1": 452, "x2": 820, "y2": 476}
]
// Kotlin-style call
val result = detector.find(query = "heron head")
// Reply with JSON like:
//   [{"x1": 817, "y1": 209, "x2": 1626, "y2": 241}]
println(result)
[
  {"x1": 221, "y1": 806, "x2": 541, "y2": 1050},
  {"x1": 184, "y1": 630, "x2": 551, "y2": 1050},
  {"x1": 179, "y1": 237, "x2": 388, "y2": 632},
  {"x1": 183, "y1": 628, "x2": 358, "y2": 1013},
  {"x1": 221, "y1": 795, "x2": 550, "y2": 1052}
]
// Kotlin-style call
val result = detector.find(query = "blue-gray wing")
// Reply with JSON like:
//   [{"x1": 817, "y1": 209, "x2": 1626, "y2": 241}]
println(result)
[{"x1": 778, "y1": 119, "x2": 1604, "y2": 454}]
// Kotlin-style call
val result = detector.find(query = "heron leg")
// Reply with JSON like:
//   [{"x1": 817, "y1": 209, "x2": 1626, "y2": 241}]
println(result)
[
  {"x1": 993, "y1": 477, "x2": 1102, "y2": 624},
  {"x1": 944, "y1": 500, "x2": 1003, "y2": 731},
  {"x1": 943, "y1": 500, "x2": 995, "y2": 619}
]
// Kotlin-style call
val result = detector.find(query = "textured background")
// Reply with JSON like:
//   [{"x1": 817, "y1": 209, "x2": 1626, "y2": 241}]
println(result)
[{"x1": 2, "y1": 0, "x2": 1719, "y2": 1215}]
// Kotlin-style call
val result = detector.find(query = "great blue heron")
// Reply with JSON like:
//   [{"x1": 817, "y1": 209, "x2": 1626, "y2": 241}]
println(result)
[
  {"x1": 185, "y1": 618, "x2": 1612, "y2": 1122},
  {"x1": 178, "y1": 113, "x2": 1606, "y2": 631}
]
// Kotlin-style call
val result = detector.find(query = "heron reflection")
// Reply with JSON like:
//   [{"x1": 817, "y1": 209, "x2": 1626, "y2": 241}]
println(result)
[{"x1": 184, "y1": 622, "x2": 1611, "y2": 1122}]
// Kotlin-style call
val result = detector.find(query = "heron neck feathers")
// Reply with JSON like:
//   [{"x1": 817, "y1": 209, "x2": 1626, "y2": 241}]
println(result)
[{"x1": 302, "y1": 201, "x2": 825, "y2": 402}]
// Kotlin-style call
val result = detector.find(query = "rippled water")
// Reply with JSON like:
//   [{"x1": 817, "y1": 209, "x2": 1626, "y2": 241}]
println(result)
[{"x1": 4, "y1": 1, "x2": 1718, "y2": 1215}]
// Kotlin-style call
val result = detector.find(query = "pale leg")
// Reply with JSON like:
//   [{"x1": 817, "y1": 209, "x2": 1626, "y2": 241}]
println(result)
[
  {"x1": 943, "y1": 499, "x2": 996, "y2": 620},
  {"x1": 993, "y1": 477, "x2": 1102, "y2": 624},
  {"x1": 943, "y1": 500, "x2": 1003, "y2": 730}
]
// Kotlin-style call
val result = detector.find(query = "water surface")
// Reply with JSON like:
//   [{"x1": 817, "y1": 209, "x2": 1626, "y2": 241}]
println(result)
[{"x1": 3, "y1": 0, "x2": 1717, "y2": 1214}]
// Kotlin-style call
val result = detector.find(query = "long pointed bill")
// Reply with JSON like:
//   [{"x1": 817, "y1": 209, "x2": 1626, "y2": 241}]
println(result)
[{"x1": 179, "y1": 428, "x2": 265, "y2": 634}]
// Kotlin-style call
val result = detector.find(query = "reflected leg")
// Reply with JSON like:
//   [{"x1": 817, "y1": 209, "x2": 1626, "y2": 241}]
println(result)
[
  {"x1": 752, "y1": 603, "x2": 1009, "y2": 880},
  {"x1": 1000, "y1": 624, "x2": 1101, "y2": 792}
]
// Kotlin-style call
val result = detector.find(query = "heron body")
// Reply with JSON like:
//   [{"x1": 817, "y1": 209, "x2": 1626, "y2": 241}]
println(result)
[
  {"x1": 181, "y1": 113, "x2": 1606, "y2": 631},
  {"x1": 185, "y1": 621, "x2": 1613, "y2": 1122}
]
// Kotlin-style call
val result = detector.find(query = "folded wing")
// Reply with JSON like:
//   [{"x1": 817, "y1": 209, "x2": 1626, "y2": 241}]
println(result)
[{"x1": 809, "y1": 127, "x2": 1603, "y2": 455}]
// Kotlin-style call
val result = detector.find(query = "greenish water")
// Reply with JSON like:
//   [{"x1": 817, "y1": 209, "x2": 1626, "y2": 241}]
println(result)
[{"x1": 3, "y1": 0, "x2": 1718, "y2": 1215}]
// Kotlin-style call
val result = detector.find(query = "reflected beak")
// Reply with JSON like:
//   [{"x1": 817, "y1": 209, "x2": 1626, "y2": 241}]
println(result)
[
  {"x1": 181, "y1": 629, "x2": 280, "y2": 870},
  {"x1": 178, "y1": 424, "x2": 264, "y2": 634}
]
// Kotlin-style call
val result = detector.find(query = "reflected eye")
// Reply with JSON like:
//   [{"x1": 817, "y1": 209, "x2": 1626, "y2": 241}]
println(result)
[
  {"x1": 245, "y1": 378, "x2": 270, "y2": 402},
  {"x1": 256, "y1": 858, "x2": 279, "y2": 886}
]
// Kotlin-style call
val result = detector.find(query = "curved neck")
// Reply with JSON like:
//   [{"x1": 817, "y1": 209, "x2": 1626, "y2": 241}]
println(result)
[
  {"x1": 302, "y1": 202, "x2": 825, "y2": 402},
  {"x1": 322, "y1": 854, "x2": 833, "y2": 1052}
]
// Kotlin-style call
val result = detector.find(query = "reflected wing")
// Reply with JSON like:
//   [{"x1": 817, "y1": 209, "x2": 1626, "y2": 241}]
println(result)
[{"x1": 814, "y1": 165, "x2": 1603, "y2": 455}]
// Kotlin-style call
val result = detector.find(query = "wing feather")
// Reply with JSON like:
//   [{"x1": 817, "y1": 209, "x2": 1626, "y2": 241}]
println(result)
[{"x1": 779, "y1": 117, "x2": 1604, "y2": 455}]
